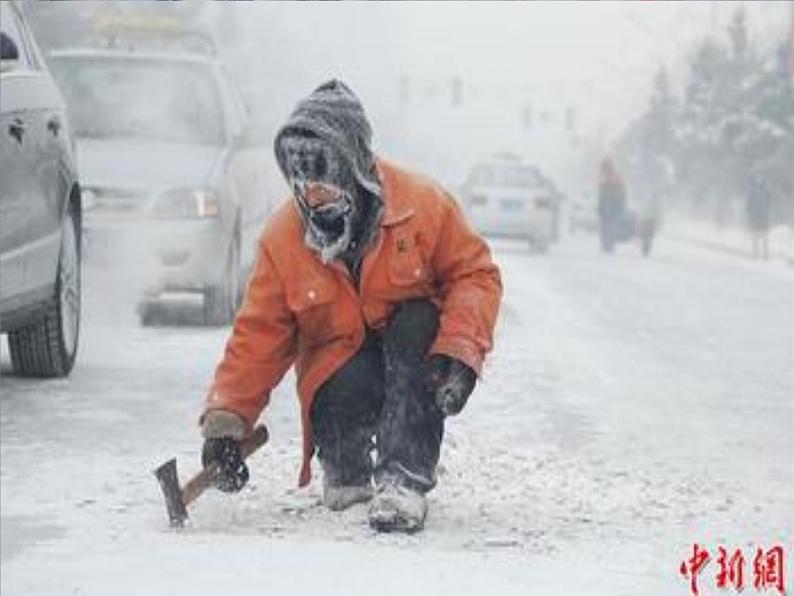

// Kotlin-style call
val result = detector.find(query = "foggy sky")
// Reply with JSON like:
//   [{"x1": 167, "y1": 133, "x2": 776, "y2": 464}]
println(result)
[{"x1": 216, "y1": 1, "x2": 789, "y2": 190}]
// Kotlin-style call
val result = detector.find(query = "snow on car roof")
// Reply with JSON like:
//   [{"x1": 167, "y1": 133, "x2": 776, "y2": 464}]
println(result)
[{"x1": 49, "y1": 47, "x2": 217, "y2": 67}]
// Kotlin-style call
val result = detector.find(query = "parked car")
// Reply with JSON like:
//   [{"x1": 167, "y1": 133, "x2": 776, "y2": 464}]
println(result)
[
  {"x1": 48, "y1": 40, "x2": 274, "y2": 325},
  {"x1": 0, "y1": 1, "x2": 82, "y2": 377},
  {"x1": 461, "y1": 153, "x2": 559, "y2": 252}
]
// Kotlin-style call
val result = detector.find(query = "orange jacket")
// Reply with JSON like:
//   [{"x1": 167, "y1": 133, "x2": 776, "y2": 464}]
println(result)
[{"x1": 201, "y1": 158, "x2": 502, "y2": 486}]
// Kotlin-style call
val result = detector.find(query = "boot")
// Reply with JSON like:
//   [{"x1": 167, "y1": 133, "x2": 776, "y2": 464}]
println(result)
[
  {"x1": 323, "y1": 478, "x2": 373, "y2": 511},
  {"x1": 368, "y1": 477, "x2": 428, "y2": 533}
]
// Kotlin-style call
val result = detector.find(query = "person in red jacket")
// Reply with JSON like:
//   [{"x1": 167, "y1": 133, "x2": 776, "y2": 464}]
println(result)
[
  {"x1": 199, "y1": 80, "x2": 502, "y2": 533},
  {"x1": 598, "y1": 157, "x2": 627, "y2": 253}
]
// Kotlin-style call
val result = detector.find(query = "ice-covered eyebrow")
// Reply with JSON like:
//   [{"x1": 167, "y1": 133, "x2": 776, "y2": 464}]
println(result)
[{"x1": 281, "y1": 135, "x2": 326, "y2": 154}]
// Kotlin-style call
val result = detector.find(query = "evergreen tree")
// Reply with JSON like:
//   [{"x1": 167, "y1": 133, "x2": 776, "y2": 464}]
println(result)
[
  {"x1": 614, "y1": 7, "x2": 793, "y2": 223},
  {"x1": 676, "y1": 37, "x2": 731, "y2": 216},
  {"x1": 646, "y1": 66, "x2": 676, "y2": 154},
  {"x1": 728, "y1": 7, "x2": 748, "y2": 60}
]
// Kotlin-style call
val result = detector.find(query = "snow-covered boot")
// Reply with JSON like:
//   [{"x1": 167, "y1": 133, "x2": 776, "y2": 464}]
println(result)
[
  {"x1": 367, "y1": 479, "x2": 428, "y2": 533},
  {"x1": 323, "y1": 479, "x2": 373, "y2": 511}
]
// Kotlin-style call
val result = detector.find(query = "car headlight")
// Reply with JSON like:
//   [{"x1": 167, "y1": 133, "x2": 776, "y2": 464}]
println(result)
[
  {"x1": 153, "y1": 187, "x2": 220, "y2": 218},
  {"x1": 81, "y1": 188, "x2": 97, "y2": 211}
]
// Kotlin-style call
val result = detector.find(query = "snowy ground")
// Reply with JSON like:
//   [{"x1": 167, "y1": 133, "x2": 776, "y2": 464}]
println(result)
[
  {"x1": 1, "y1": 233, "x2": 792, "y2": 595},
  {"x1": 664, "y1": 216, "x2": 794, "y2": 265}
]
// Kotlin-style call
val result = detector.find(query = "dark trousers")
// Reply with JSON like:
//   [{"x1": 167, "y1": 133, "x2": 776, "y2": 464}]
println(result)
[{"x1": 310, "y1": 300, "x2": 443, "y2": 493}]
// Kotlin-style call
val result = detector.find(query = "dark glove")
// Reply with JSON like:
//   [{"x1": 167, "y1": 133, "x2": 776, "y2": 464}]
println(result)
[
  {"x1": 424, "y1": 354, "x2": 477, "y2": 416},
  {"x1": 201, "y1": 437, "x2": 249, "y2": 493}
]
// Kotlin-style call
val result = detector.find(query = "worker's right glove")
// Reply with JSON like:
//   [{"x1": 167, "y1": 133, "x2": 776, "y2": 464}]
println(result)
[
  {"x1": 202, "y1": 437, "x2": 249, "y2": 493},
  {"x1": 200, "y1": 409, "x2": 249, "y2": 493}
]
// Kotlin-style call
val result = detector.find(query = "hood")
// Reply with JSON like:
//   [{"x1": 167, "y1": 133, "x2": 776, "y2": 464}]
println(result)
[
  {"x1": 75, "y1": 137, "x2": 223, "y2": 193},
  {"x1": 273, "y1": 80, "x2": 381, "y2": 197}
]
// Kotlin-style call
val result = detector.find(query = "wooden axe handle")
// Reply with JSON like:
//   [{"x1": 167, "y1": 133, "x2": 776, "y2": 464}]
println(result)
[{"x1": 181, "y1": 424, "x2": 269, "y2": 507}]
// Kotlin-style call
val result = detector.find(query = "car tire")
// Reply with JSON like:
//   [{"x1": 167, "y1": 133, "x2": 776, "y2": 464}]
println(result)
[
  {"x1": 203, "y1": 231, "x2": 240, "y2": 327},
  {"x1": 8, "y1": 202, "x2": 81, "y2": 377}
]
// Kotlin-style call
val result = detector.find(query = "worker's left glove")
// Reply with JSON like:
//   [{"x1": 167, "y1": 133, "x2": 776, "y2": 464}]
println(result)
[{"x1": 424, "y1": 354, "x2": 477, "y2": 417}]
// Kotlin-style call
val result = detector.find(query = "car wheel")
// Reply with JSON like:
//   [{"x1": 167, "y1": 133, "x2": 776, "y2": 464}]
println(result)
[
  {"x1": 203, "y1": 232, "x2": 240, "y2": 326},
  {"x1": 8, "y1": 203, "x2": 81, "y2": 377}
]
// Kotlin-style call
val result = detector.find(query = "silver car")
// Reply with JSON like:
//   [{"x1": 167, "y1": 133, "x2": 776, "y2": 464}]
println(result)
[
  {"x1": 462, "y1": 154, "x2": 558, "y2": 253},
  {"x1": 48, "y1": 46, "x2": 274, "y2": 325},
  {"x1": 0, "y1": 1, "x2": 82, "y2": 377}
]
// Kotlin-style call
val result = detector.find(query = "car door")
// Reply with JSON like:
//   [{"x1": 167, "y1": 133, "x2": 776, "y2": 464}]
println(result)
[
  {"x1": 1, "y1": 3, "x2": 41, "y2": 306},
  {"x1": 0, "y1": 2, "x2": 64, "y2": 306}
]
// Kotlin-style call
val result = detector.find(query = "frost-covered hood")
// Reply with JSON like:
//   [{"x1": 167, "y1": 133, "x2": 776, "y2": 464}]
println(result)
[
  {"x1": 273, "y1": 80, "x2": 384, "y2": 263},
  {"x1": 75, "y1": 138, "x2": 224, "y2": 193},
  {"x1": 273, "y1": 80, "x2": 381, "y2": 198}
]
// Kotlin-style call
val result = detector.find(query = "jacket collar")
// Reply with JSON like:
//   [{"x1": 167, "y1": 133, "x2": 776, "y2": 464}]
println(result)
[{"x1": 375, "y1": 158, "x2": 415, "y2": 227}]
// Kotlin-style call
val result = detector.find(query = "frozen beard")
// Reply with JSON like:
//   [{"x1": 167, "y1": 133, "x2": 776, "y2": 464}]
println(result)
[
  {"x1": 294, "y1": 180, "x2": 355, "y2": 264},
  {"x1": 280, "y1": 134, "x2": 361, "y2": 264}
]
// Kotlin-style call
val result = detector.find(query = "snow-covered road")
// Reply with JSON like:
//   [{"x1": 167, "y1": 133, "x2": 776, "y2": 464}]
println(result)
[{"x1": 2, "y1": 235, "x2": 792, "y2": 595}]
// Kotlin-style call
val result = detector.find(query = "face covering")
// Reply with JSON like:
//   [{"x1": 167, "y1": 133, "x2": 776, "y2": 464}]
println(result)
[
  {"x1": 280, "y1": 134, "x2": 359, "y2": 263},
  {"x1": 294, "y1": 180, "x2": 352, "y2": 235}
]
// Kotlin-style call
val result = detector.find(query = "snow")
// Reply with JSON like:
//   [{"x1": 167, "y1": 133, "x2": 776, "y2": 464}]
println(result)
[
  {"x1": 1, "y1": 235, "x2": 792, "y2": 595},
  {"x1": 665, "y1": 216, "x2": 794, "y2": 264}
]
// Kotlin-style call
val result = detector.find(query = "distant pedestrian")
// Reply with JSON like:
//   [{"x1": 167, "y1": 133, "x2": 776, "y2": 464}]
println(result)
[
  {"x1": 745, "y1": 172, "x2": 772, "y2": 260},
  {"x1": 597, "y1": 158, "x2": 627, "y2": 253},
  {"x1": 635, "y1": 151, "x2": 671, "y2": 257}
]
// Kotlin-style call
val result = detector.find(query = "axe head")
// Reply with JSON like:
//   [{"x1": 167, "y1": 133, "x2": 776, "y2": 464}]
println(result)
[{"x1": 154, "y1": 458, "x2": 188, "y2": 528}]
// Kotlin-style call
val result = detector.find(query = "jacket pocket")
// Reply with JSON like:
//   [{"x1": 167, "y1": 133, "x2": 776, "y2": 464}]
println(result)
[
  {"x1": 388, "y1": 233, "x2": 430, "y2": 288},
  {"x1": 286, "y1": 276, "x2": 339, "y2": 346}
]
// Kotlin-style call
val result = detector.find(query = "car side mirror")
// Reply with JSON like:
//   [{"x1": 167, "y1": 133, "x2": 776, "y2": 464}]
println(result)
[{"x1": 1, "y1": 31, "x2": 20, "y2": 72}]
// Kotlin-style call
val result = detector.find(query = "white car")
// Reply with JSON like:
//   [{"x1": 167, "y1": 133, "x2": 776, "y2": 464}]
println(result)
[
  {"x1": 1, "y1": 1, "x2": 82, "y2": 377},
  {"x1": 48, "y1": 44, "x2": 274, "y2": 325},
  {"x1": 462, "y1": 154, "x2": 558, "y2": 252}
]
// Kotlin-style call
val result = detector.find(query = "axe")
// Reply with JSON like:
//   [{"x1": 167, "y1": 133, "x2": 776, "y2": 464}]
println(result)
[{"x1": 154, "y1": 424, "x2": 269, "y2": 528}]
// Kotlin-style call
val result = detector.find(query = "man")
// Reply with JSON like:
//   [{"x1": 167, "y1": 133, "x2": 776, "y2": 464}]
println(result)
[
  {"x1": 745, "y1": 170, "x2": 772, "y2": 260},
  {"x1": 199, "y1": 80, "x2": 502, "y2": 533}
]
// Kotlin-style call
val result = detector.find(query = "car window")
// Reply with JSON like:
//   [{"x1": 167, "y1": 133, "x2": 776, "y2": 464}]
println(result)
[
  {"x1": 50, "y1": 55, "x2": 225, "y2": 146},
  {"x1": 468, "y1": 163, "x2": 542, "y2": 188},
  {"x1": 0, "y1": 2, "x2": 32, "y2": 70},
  {"x1": 503, "y1": 166, "x2": 542, "y2": 188},
  {"x1": 16, "y1": 11, "x2": 45, "y2": 71},
  {"x1": 467, "y1": 164, "x2": 496, "y2": 186}
]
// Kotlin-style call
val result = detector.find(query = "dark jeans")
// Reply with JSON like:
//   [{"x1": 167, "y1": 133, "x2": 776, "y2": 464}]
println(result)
[{"x1": 310, "y1": 300, "x2": 443, "y2": 493}]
